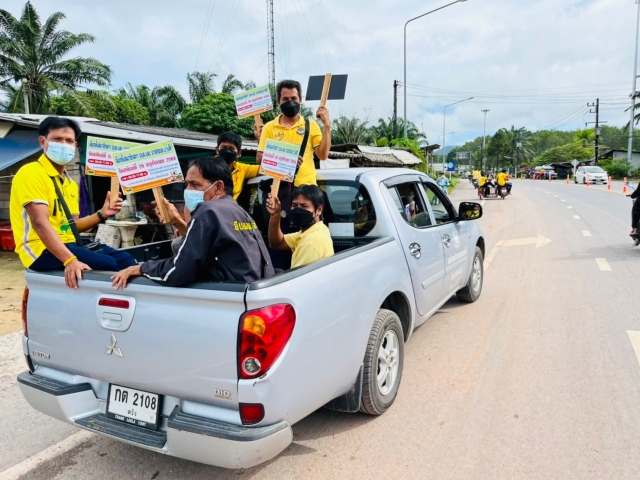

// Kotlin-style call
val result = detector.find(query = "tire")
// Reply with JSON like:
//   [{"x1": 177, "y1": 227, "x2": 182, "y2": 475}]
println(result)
[
  {"x1": 456, "y1": 246, "x2": 484, "y2": 303},
  {"x1": 360, "y1": 309, "x2": 404, "y2": 415},
  {"x1": 574, "y1": 178, "x2": 578, "y2": 184},
  {"x1": 583, "y1": 178, "x2": 586, "y2": 184}
]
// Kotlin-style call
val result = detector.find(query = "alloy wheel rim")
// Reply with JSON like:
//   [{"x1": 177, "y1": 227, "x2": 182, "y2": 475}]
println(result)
[
  {"x1": 472, "y1": 256, "x2": 482, "y2": 294},
  {"x1": 377, "y1": 330, "x2": 400, "y2": 396}
]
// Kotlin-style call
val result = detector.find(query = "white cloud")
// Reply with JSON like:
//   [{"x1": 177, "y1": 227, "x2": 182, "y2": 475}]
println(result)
[{"x1": 2, "y1": 0, "x2": 637, "y2": 148}]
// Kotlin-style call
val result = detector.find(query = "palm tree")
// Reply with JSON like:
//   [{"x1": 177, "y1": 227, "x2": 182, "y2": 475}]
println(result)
[
  {"x1": 220, "y1": 74, "x2": 245, "y2": 95},
  {"x1": 116, "y1": 83, "x2": 186, "y2": 127},
  {"x1": 187, "y1": 71, "x2": 216, "y2": 104},
  {"x1": 371, "y1": 117, "x2": 425, "y2": 142},
  {"x1": 0, "y1": 1, "x2": 112, "y2": 114},
  {"x1": 332, "y1": 115, "x2": 372, "y2": 145},
  {"x1": 503, "y1": 126, "x2": 534, "y2": 169},
  {"x1": 573, "y1": 128, "x2": 595, "y2": 148}
]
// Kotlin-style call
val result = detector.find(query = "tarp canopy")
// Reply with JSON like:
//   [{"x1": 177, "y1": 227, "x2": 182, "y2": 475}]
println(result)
[{"x1": 0, "y1": 129, "x2": 41, "y2": 171}]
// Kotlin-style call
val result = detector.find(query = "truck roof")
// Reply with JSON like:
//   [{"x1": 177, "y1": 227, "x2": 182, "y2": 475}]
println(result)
[{"x1": 247, "y1": 167, "x2": 431, "y2": 186}]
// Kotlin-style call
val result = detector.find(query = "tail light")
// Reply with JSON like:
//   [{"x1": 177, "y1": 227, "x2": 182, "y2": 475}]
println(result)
[
  {"x1": 98, "y1": 298, "x2": 130, "y2": 309},
  {"x1": 238, "y1": 304, "x2": 295, "y2": 380},
  {"x1": 239, "y1": 403, "x2": 265, "y2": 425},
  {"x1": 21, "y1": 287, "x2": 29, "y2": 337}
]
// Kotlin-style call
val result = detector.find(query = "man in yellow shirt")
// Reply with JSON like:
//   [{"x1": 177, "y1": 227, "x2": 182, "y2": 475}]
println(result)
[
  {"x1": 496, "y1": 169, "x2": 512, "y2": 194},
  {"x1": 265, "y1": 185, "x2": 334, "y2": 269},
  {"x1": 10, "y1": 116, "x2": 135, "y2": 289},
  {"x1": 256, "y1": 79, "x2": 331, "y2": 187},
  {"x1": 215, "y1": 132, "x2": 260, "y2": 200}
]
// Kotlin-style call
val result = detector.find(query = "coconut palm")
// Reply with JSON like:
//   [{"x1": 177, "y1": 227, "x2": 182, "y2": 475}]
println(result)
[
  {"x1": 573, "y1": 128, "x2": 595, "y2": 148},
  {"x1": 332, "y1": 115, "x2": 372, "y2": 145},
  {"x1": 116, "y1": 83, "x2": 186, "y2": 127},
  {"x1": 0, "y1": 1, "x2": 112, "y2": 114},
  {"x1": 220, "y1": 74, "x2": 245, "y2": 95},
  {"x1": 503, "y1": 126, "x2": 534, "y2": 169},
  {"x1": 371, "y1": 116, "x2": 425, "y2": 142},
  {"x1": 187, "y1": 71, "x2": 216, "y2": 104}
]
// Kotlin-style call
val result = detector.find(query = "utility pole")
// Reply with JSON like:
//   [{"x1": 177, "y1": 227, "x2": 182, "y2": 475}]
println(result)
[
  {"x1": 266, "y1": 0, "x2": 276, "y2": 89},
  {"x1": 23, "y1": 81, "x2": 29, "y2": 114},
  {"x1": 629, "y1": 0, "x2": 640, "y2": 163},
  {"x1": 392, "y1": 80, "x2": 399, "y2": 141},
  {"x1": 587, "y1": 98, "x2": 606, "y2": 165},
  {"x1": 481, "y1": 109, "x2": 489, "y2": 171}
]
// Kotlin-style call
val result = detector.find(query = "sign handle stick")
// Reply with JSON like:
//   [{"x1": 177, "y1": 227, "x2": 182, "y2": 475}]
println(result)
[
  {"x1": 152, "y1": 187, "x2": 171, "y2": 224},
  {"x1": 320, "y1": 73, "x2": 332, "y2": 107},
  {"x1": 271, "y1": 179, "x2": 280, "y2": 200},
  {"x1": 109, "y1": 177, "x2": 120, "y2": 209},
  {"x1": 254, "y1": 114, "x2": 263, "y2": 139}
]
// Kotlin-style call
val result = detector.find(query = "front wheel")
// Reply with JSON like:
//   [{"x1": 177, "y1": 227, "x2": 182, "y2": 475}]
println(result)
[
  {"x1": 360, "y1": 309, "x2": 404, "y2": 416},
  {"x1": 457, "y1": 246, "x2": 484, "y2": 303}
]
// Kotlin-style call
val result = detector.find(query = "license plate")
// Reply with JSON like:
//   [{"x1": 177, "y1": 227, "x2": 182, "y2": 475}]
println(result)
[{"x1": 107, "y1": 384, "x2": 161, "y2": 430}]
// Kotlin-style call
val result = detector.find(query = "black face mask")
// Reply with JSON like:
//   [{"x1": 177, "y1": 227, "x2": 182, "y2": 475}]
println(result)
[
  {"x1": 219, "y1": 148, "x2": 237, "y2": 164},
  {"x1": 290, "y1": 208, "x2": 315, "y2": 229},
  {"x1": 280, "y1": 101, "x2": 301, "y2": 118}
]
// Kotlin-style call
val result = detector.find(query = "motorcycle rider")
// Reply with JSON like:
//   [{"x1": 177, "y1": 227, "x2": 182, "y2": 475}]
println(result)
[
  {"x1": 629, "y1": 183, "x2": 640, "y2": 238},
  {"x1": 496, "y1": 169, "x2": 512, "y2": 195}
]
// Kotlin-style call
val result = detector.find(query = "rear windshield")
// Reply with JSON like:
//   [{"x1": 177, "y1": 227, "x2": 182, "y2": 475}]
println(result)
[
  {"x1": 585, "y1": 167, "x2": 605, "y2": 173},
  {"x1": 239, "y1": 180, "x2": 377, "y2": 237}
]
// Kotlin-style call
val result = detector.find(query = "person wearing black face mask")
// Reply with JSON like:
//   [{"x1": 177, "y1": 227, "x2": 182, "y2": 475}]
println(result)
[
  {"x1": 266, "y1": 185, "x2": 334, "y2": 269},
  {"x1": 216, "y1": 132, "x2": 260, "y2": 201},
  {"x1": 256, "y1": 79, "x2": 331, "y2": 188}
]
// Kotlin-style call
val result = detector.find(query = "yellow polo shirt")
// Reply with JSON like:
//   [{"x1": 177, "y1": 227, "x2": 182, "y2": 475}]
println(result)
[
  {"x1": 472, "y1": 170, "x2": 481, "y2": 180},
  {"x1": 10, "y1": 155, "x2": 79, "y2": 268},
  {"x1": 232, "y1": 162, "x2": 261, "y2": 200},
  {"x1": 496, "y1": 172, "x2": 508, "y2": 186},
  {"x1": 284, "y1": 221, "x2": 334, "y2": 268},
  {"x1": 258, "y1": 115, "x2": 323, "y2": 186}
]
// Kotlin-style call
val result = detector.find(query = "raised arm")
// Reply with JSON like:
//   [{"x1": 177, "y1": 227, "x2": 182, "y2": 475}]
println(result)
[{"x1": 265, "y1": 194, "x2": 290, "y2": 251}]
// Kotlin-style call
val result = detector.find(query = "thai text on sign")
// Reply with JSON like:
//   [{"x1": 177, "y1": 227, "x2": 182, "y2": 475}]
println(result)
[
  {"x1": 85, "y1": 136, "x2": 141, "y2": 177},
  {"x1": 260, "y1": 139, "x2": 299, "y2": 182},
  {"x1": 112, "y1": 140, "x2": 184, "y2": 194},
  {"x1": 234, "y1": 84, "x2": 273, "y2": 119}
]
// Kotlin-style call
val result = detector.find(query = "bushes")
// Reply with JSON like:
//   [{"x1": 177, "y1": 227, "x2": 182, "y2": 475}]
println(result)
[{"x1": 599, "y1": 159, "x2": 632, "y2": 179}]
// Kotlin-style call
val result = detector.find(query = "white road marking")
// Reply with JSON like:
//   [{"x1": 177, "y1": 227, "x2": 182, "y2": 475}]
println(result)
[
  {"x1": 503, "y1": 234, "x2": 552, "y2": 249},
  {"x1": 561, "y1": 199, "x2": 566, "y2": 202},
  {"x1": 627, "y1": 331, "x2": 640, "y2": 366},
  {"x1": 554, "y1": 195, "x2": 558, "y2": 197},
  {"x1": 595, "y1": 258, "x2": 612, "y2": 271},
  {"x1": 0, "y1": 430, "x2": 93, "y2": 480},
  {"x1": 484, "y1": 240, "x2": 505, "y2": 271},
  {"x1": 573, "y1": 215, "x2": 581, "y2": 220},
  {"x1": 582, "y1": 231, "x2": 592, "y2": 237},
  {"x1": 567, "y1": 206, "x2": 573, "y2": 209}
]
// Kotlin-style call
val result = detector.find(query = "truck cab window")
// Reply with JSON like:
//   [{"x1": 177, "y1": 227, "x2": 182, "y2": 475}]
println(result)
[
  {"x1": 387, "y1": 182, "x2": 432, "y2": 228},
  {"x1": 422, "y1": 182, "x2": 455, "y2": 224}
]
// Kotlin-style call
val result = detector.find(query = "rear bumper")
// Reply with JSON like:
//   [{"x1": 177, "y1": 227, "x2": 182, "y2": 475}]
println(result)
[{"x1": 17, "y1": 372, "x2": 292, "y2": 469}]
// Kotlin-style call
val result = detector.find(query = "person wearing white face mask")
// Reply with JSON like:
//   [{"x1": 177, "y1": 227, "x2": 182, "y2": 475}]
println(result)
[
  {"x1": 9, "y1": 116, "x2": 136, "y2": 290},
  {"x1": 111, "y1": 157, "x2": 274, "y2": 289}
]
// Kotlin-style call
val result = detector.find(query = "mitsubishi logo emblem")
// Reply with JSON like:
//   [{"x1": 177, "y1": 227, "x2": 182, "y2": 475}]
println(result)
[{"x1": 105, "y1": 333, "x2": 123, "y2": 357}]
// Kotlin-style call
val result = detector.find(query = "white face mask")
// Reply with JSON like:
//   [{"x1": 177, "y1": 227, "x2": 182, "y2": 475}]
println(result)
[{"x1": 45, "y1": 141, "x2": 76, "y2": 165}]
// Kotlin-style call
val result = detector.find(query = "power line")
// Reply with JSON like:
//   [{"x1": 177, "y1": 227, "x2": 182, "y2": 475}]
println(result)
[
  {"x1": 195, "y1": 0, "x2": 216, "y2": 71},
  {"x1": 208, "y1": 1, "x2": 240, "y2": 73}
]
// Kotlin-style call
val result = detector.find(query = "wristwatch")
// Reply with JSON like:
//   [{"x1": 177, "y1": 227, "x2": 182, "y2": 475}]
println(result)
[{"x1": 96, "y1": 210, "x2": 107, "y2": 223}]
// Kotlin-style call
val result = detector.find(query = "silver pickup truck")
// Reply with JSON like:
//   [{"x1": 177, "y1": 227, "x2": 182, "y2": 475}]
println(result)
[{"x1": 17, "y1": 168, "x2": 485, "y2": 469}]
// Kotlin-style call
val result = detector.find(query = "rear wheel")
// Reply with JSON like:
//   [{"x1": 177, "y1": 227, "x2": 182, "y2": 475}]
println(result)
[
  {"x1": 457, "y1": 247, "x2": 484, "y2": 303},
  {"x1": 360, "y1": 309, "x2": 404, "y2": 415}
]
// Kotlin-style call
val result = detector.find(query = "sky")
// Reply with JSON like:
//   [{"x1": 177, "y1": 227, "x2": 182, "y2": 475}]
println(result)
[{"x1": 2, "y1": 0, "x2": 639, "y2": 149}]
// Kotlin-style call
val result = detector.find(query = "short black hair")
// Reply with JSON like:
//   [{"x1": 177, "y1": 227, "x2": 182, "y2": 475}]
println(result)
[
  {"x1": 291, "y1": 185, "x2": 324, "y2": 210},
  {"x1": 39, "y1": 116, "x2": 81, "y2": 141},
  {"x1": 276, "y1": 79, "x2": 302, "y2": 102},
  {"x1": 501, "y1": 169, "x2": 507, "y2": 173},
  {"x1": 217, "y1": 132, "x2": 242, "y2": 151},
  {"x1": 188, "y1": 157, "x2": 233, "y2": 196}
]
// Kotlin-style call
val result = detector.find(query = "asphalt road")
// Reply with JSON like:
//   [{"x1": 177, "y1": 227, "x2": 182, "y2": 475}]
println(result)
[{"x1": 2, "y1": 179, "x2": 640, "y2": 479}]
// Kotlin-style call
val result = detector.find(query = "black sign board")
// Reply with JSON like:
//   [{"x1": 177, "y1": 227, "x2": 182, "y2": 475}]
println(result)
[{"x1": 305, "y1": 74, "x2": 348, "y2": 101}]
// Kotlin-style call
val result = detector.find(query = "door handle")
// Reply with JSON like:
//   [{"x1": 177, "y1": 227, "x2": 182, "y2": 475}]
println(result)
[
  {"x1": 409, "y1": 243, "x2": 422, "y2": 259},
  {"x1": 442, "y1": 234, "x2": 451, "y2": 248}
]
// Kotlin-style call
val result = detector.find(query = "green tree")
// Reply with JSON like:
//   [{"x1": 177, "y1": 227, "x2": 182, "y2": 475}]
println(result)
[
  {"x1": 370, "y1": 117, "x2": 425, "y2": 143},
  {"x1": 0, "y1": 1, "x2": 112, "y2": 114},
  {"x1": 220, "y1": 74, "x2": 245, "y2": 95},
  {"x1": 573, "y1": 128, "x2": 595, "y2": 148},
  {"x1": 50, "y1": 91, "x2": 151, "y2": 125},
  {"x1": 180, "y1": 92, "x2": 255, "y2": 137},
  {"x1": 533, "y1": 142, "x2": 593, "y2": 165},
  {"x1": 331, "y1": 115, "x2": 372, "y2": 145},
  {"x1": 187, "y1": 71, "x2": 216, "y2": 103},
  {"x1": 116, "y1": 83, "x2": 186, "y2": 127}
]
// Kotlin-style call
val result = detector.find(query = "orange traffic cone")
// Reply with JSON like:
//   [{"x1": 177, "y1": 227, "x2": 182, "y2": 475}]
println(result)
[
  {"x1": 608, "y1": 177, "x2": 611, "y2": 191},
  {"x1": 624, "y1": 177, "x2": 628, "y2": 194},
  {"x1": 566, "y1": 175, "x2": 570, "y2": 185},
  {"x1": 586, "y1": 176, "x2": 590, "y2": 187}
]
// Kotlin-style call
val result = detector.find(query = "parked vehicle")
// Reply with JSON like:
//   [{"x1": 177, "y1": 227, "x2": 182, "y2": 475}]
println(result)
[
  {"x1": 575, "y1": 166, "x2": 607, "y2": 184},
  {"x1": 629, "y1": 181, "x2": 639, "y2": 246},
  {"x1": 17, "y1": 168, "x2": 485, "y2": 469}
]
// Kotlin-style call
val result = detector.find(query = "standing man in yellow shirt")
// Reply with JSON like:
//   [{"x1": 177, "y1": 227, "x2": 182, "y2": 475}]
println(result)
[
  {"x1": 10, "y1": 116, "x2": 136, "y2": 289},
  {"x1": 265, "y1": 185, "x2": 334, "y2": 269},
  {"x1": 256, "y1": 79, "x2": 331, "y2": 187}
]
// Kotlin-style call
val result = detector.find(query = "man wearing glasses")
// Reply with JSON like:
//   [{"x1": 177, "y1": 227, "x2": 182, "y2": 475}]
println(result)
[{"x1": 10, "y1": 116, "x2": 136, "y2": 290}]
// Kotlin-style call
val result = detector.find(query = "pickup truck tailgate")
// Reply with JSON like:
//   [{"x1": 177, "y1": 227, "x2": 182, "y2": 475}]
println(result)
[{"x1": 25, "y1": 271, "x2": 244, "y2": 405}]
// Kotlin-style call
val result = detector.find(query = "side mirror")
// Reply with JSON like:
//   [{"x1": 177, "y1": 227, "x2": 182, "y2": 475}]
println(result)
[
  {"x1": 458, "y1": 202, "x2": 483, "y2": 221},
  {"x1": 628, "y1": 181, "x2": 636, "y2": 189}
]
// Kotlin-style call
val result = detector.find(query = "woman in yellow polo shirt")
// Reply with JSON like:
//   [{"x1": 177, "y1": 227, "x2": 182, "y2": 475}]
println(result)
[{"x1": 256, "y1": 79, "x2": 331, "y2": 186}]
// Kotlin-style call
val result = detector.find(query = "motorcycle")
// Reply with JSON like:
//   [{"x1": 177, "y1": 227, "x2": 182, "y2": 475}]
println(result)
[{"x1": 478, "y1": 182, "x2": 507, "y2": 200}]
